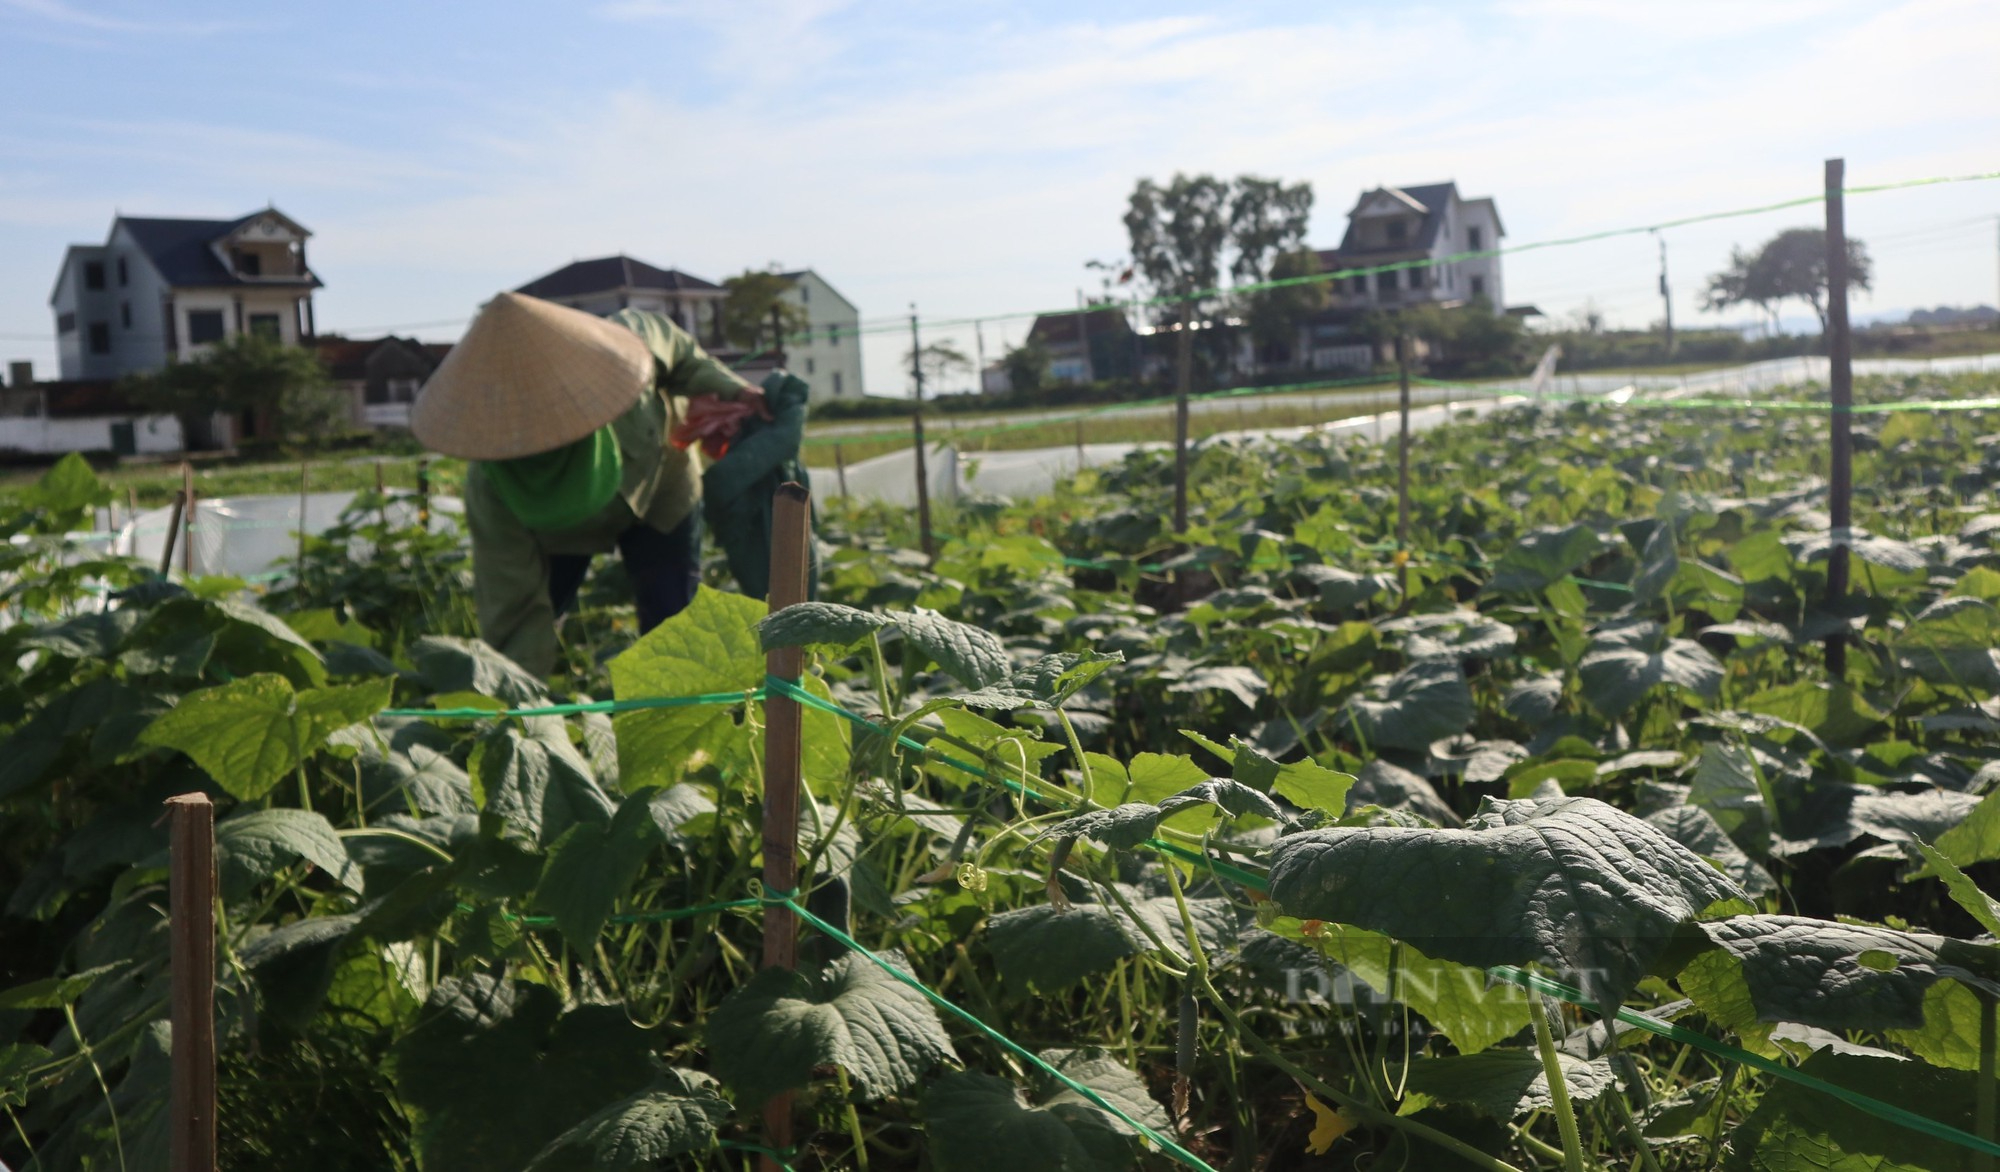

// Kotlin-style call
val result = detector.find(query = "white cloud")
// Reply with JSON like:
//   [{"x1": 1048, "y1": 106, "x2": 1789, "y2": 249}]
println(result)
[{"x1": 0, "y1": 0, "x2": 236, "y2": 35}]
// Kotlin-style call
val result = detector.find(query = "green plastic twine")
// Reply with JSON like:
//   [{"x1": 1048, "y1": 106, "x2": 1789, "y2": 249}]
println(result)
[
  {"x1": 760, "y1": 674, "x2": 1270, "y2": 891},
  {"x1": 779, "y1": 897, "x2": 1220, "y2": 1172},
  {"x1": 381, "y1": 687, "x2": 764, "y2": 721},
  {"x1": 1488, "y1": 966, "x2": 2000, "y2": 1160}
]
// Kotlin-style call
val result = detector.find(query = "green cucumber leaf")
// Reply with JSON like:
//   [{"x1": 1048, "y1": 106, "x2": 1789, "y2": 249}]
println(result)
[
  {"x1": 704, "y1": 950, "x2": 956, "y2": 1105},
  {"x1": 138, "y1": 674, "x2": 390, "y2": 800},
  {"x1": 524, "y1": 1069, "x2": 729, "y2": 1171},
  {"x1": 923, "y1": 1048, "x2": 1168, "y2": 1172},
  {"x1": 1406, "y1": 1047, "x2": 1615, "y2": 1119},
  {"x1": 1268, "y1": 796, "x2": 1748, "y2": 1009},
  {"x1": 217, "y1": 807, "x2": 365, "y2": 897},
  {"x1": 610, "y1": 588, "x2": 766, "y2": 789}
]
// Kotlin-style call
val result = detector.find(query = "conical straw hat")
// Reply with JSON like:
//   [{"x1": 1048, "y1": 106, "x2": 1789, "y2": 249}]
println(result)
[{"x1": 412, "y1": 291, "x2": 652, "y2": 460}]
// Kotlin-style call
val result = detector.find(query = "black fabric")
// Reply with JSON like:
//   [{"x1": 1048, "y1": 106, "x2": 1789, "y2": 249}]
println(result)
[
  {"x1": 547, "y1": 509, "x2": 702, "y2": 633},
  {"x1": 702, "y1": 371, "x2": 817, "y2": 600}
]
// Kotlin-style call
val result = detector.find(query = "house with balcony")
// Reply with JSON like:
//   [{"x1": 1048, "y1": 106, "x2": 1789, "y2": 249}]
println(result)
[
  {"x1": 1298, "y1": 182, "x2": 1505, "y2": 372},
  {"x1": 49, "y1": 207, "x2": 322, "y2": 382}
]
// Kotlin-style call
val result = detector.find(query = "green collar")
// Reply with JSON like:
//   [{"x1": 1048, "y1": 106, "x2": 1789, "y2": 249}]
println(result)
[{"x1": 479, "y1": 425, "x2": 623, "y2": 531}]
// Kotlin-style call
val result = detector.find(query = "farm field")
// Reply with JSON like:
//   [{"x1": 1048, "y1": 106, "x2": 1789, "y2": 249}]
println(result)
[{"x1": 7, "y1": 370, "x2": 2000, "y2": 1170}]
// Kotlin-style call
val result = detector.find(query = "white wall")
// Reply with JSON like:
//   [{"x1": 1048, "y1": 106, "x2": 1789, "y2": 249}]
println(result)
[
  {"x1": 0, "y1": 413, "x2": 182, "y2": 455},
  {"x1": 781, "y1": 271, "x2": 865, "y2": 400},
  {"x1": 1454, "y1": 199, "x2": 1504, "y2": 309},
  {"x1": 105, "y1": 223, "x2": 171, "y2": 375}
]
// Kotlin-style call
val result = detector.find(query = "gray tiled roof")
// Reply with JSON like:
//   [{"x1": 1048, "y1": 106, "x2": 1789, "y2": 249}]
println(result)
[
  {"x1": 120, "y1": 213, "x2": 320, "y2": 289},
  {"x1": 516, "y1": 255, "x2": 721, "y2": 299}
]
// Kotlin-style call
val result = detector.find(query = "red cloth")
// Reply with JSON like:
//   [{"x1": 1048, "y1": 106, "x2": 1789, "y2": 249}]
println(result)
[{"x1": 670, "y1": 396, "x2": 759, "y2": 459}]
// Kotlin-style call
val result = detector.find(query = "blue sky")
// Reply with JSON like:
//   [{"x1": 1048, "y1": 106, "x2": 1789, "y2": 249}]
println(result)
[{"x1": 3, "y1": 0, "x2": 1997, "y2": 394}]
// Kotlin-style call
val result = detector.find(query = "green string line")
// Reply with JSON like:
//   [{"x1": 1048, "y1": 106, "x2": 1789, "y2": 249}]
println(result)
[
  {"x1": 1412, "y1": 375, "x2": 2000, "y2": 415},
  {"x1": 759, "y1": 674, "x2": 1271, "y2": 891},
  {"x1": 716, "y1": 1140, "x2": 801, "y2": 1171},
  {"x1": 1488, "y1": 965, "x2": 2000, "y2": 1159},
  {"x1": 381, "y1": 687, "x2": 764, "y2": 721},
  {"x1": 780, "y1": 897, "x2": 1219, "y2": 1172},
  {"x1": 803, "y1": 373, "x2": 1399, "y2": 449},
  {"x1": 506, "y1": 896, "x2": 767, "y2": 929}
]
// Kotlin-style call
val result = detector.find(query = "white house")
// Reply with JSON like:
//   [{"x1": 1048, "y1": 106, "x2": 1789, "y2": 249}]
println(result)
[
  {"x1": 1291, "y1": 182, "x2": 1506, "y2": 373},
  {"x1": 49, "y1": 208, "x2": 322, "y2": 381},
  {"x1": 1315, "y1": 182, "x2": 1504, "y2": 313},
  {"x1": 776, "y1": 269, "x2": 865, "y2": 400}
]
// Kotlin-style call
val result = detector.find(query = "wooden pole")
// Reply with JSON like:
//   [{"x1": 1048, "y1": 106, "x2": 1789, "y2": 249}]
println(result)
[
  {"x1": 1172, "y1": 301, "x2": 1192, "y2": 533},
  {"x1": 1396, "y1": 334, "x2": 1413, "y2": 600},
  {"x1": 158, "y1": 491, "x2": 186, "y2": 577},
  {"x1": 759, "y1": 483, "x2": 812, "y2": 1172},
  {"x1": 1824, "y1": 157, "x2": 1854, "y2": 677},
  {"x1": 909, "y1": 309, "x2": 935, "y2": 563},
  {"x1": 180, "y1": 461, "x2": 196, "y2": 576},
  {"x1": 297, "y1": 462, "x2": 309, "y2": 576},
  {"x1": 834, "y1": 444, "x2": 850, "y2": 500},
  {"x1": 417, "y1": 457, "x2": 431, "y2": 527},
  {"x1": 374, "y1": 460, "x2": 387, "y2": 527},
  {"x1": 166, "y1": 793, "x2": 216, "y2": 1172}
]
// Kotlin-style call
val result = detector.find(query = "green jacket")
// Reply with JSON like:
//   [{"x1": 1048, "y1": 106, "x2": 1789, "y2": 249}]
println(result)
[
  {"x1": 704, "y1": 371, "x2": 816, "y2": 600},
  {"x1": 467, "y1": 309, "x2": 748, "y2": 675}
]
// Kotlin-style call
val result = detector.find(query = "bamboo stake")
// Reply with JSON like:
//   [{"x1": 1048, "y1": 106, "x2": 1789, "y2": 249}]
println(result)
[
  {"x1": 1824, "y1": 157, "x2": 1855, "y2": 677},
  {"x1": 158, "y1": 491, "x2": 186, "y2": 577},
  {"x1": 1396, "y1": 334, "x2": 1412, "y2": 600},
  {"x1": 166, "y1": 793, "x2": 216, "y2": 1172},
  {"x1": 759, "y1": 482, "x2": 812, "y2": 1172},
  {"x1": 180, "y1": 461, "x2": 195, "y2": 575},
  {"x1": 297, "y1": 462, "x2": 309, "y2": 576},
  {"x1": 1172, "y1": 303, "x2": 1192, "y2": 533}
]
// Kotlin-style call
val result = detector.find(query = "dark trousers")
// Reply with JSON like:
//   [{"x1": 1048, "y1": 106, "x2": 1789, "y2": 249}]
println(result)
[{"x1": 547, "y1": 511, "x2": 701, "y2": 634}]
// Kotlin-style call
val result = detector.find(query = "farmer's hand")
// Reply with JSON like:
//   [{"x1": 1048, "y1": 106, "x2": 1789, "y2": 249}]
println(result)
[{"x1": 737, "y1": 384, "x2": 775, "y2": 420}]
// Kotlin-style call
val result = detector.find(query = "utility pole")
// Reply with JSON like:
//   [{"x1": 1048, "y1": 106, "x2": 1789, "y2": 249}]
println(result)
[
  {"x1": 1077, "y1": 289, "x2": 1092, "y2": 384},
  {"x1": 974, "y1": 320, "x2": 986, "y2": 395},
  {"x1": 1655, "y1": 231, "x2": 1675, "y2": 356},
  {"x1": 909, "y1": 307, "x2": 935, "y2": 562}
]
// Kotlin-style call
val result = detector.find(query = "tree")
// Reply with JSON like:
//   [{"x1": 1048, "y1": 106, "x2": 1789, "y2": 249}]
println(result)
[
  {"x1": 125, "y1": 332, "x2": 337, "y2": 450},
  {"x1": 1703, "y1": 227, "x2": 1872, "y2": 336},
  {"x1": 905, "y1": 341, "x2": 971, "y2": 395},
  {"x1": 1243, "y1": 248, "x2": 1328, "y2": 363},
  {"x1": 721, "y1": 267, "x2": 810, "y2": 355},
  {"x1": 1123, "y1": 173, "x2": 1232, "y2": 323},
  {"x1": 1226, "y1": 176, "x2": 1315, "y2": 285},
  {"x1": 1125, "y1": 172, "x2": 1322, "y2": 379},
  {"x1": 1001, "y1": 340, "x2": 1050, "y2": 392}
]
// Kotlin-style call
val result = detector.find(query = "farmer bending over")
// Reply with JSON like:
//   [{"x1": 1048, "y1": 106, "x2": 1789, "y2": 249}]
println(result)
[{"x1": 412, "y1": 291, "x2": 766, "y2": 676}]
